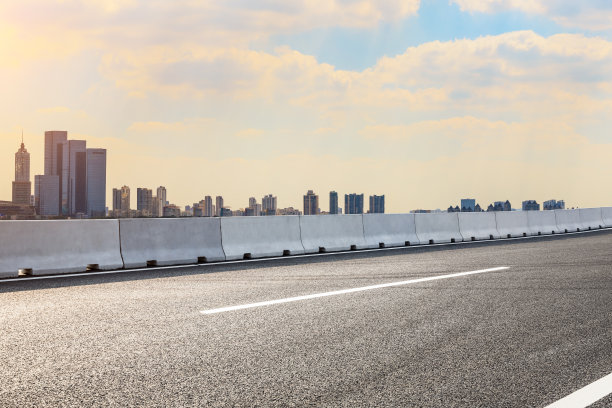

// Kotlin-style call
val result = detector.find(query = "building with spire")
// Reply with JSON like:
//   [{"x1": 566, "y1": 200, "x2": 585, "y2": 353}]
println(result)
[{"x1": 12, "y1": 132, "x2": 32, "y2": 206}]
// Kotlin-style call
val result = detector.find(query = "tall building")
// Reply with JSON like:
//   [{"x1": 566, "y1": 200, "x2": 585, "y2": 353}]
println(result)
[
  {"x1": 344, "y1": 193, "x2": 364, "y2": 214},
  {"x1": 204, "y1": 196, "x2": 214, "y2": 217},
  {"x1": 137, "y1": 188, "x2": 153, "y2": 216},
  {"x1": 329, "y1": 191, "x2": 338, "y2": 215},
  {"x1": 369, "y1": 195, "x2": 385, "y2": 214},
  {"x1": 303, "y1": 190, "x2": 319, "y2": 215},
  {"x1": 262, "y1": 194, "x2": 277, "y2": 215},
  {"x1": 543, "y1": 200, "x2": 565, "y2": 210},
  {"x1": 249, "y1": 197, "x2": 257, "y2": 208},
  {"x1": 12, "y1": 135, "x2": 32, "y2": 205},
  {"x1": 112, "y1": 188, "x2": 122, "y2": 213},
  {"x1": 120, "y1": 186, "x2": 130, "y2": 213},
  {"x1": 86, "y1": 148, "x2": 107, "y2": 218},
  {"x1": 112, "y1": 186, "x2": 130, "y2": 216},
  {"x1": 216, "y1": 196, "x2": 224, "y2": 216},
  {"x1": 461, "y1": 198, "x2": 476, "y2": 212},
  {"x1": 43, "y1": 131, "x2": 68, "y2": 214},
  {"x1": 154, "y1": 186, "x2": 167, "y2": 217},
  {"x1": 35, "y1": 175, "x2": 60, "y2": 216},
  {"x1": 63, "y1": 140, "x2": 87, "y2": 215},
  {"x1": 522, "y1": 200, "x2": 540, "y2": 211}
]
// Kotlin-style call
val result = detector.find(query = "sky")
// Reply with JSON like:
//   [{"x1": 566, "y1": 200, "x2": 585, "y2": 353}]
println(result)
[{"x1": 1, "y1": 0, "x2": 612, "y2": 213}]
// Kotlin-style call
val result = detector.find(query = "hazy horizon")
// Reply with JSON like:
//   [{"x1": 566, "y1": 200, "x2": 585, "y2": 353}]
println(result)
[{"x1": 2, "y1": 1, "x2": 612, "y2": 212}]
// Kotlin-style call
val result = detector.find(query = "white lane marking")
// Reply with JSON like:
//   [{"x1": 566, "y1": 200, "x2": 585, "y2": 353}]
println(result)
[
  {"x1": 544, "y1": 372, "x2": 612, "y2": 408},
  {"x1": 1, "y1": 226, "x2": 608, "y2": 283},
  {"x1": 200, "y1": 266, "x2": 510, "y2": 314}
]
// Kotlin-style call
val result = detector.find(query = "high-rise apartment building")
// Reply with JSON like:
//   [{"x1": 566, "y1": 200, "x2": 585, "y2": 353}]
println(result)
[
  {"x1": 216, "y1": 196, "x2": 224, "y2": 216},
  {"x1": 35, "y1": 175, "x2": 60, "y2": 216},
  {"x1": 86, "y1": 148, "x2": 106, "y2": 217},
  {"x1": 12, "y1": 137, "x2": 31, "y2": 205},
  {"x1": 112, "y1": 188, "x2": 122, "y2": 213},
  {"x1": 303, "y1": 190, "x2": 319, "y2": 215},
  {"x1": 461, "y1": 198, "x2": 476, "y2": 212},
  {"x1": 369, "y1": 195, "x2": 385, "y2": 214},
  {"x1": 543, "y1": 200, "x2": 565, "y2": 210},
  {"x1": 262, "y1": 194, "x2": 277, "y2": 215},
  {"x1": 344, "y1": 193, "x2": 364, "y2": 214},
  {"x1": 522, "y1": 200, "x2": 540, "y2": 211},
  {"x1": 137, "y1": 188, "x2": 153, "y2": 215},
  {"x1": 329, "y1": 191, "x2": 338, "y2": 215},
  {"x1": 120, "y1": 186, "x2": 130, "y2": 213},
  {"x1": 112, "y1": 186, "x2": 130, "y2": 217},
  {"x1": 204, "y1": 196, "x2": 214, "y2": 217}
]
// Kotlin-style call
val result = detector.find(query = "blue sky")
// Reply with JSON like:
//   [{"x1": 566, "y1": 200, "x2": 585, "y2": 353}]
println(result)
[{"x1": 1, "y1": 0, "x2": 612, "y2": 212}]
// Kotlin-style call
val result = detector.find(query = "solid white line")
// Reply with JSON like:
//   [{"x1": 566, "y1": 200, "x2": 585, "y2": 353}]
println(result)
[
  {"x1": 200, "y1": 266, "x2": 510, "y2": 314},
  {"x1": 544, "y1": 372, "x2": 612, "y2": 408},
  {"x1": 1, "y1": 226, "x2": 608, "y2": 283}
]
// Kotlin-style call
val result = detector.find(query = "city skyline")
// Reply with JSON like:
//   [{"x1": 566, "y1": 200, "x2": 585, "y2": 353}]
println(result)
[{"x1": 1, "y1": 1, "x2": 611, "y2": 213}]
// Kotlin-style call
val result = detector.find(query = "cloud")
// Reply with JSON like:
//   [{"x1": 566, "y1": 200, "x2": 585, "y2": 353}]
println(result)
[{"x1": 451, "y1": 0, "x2": 612, "y2": 30}]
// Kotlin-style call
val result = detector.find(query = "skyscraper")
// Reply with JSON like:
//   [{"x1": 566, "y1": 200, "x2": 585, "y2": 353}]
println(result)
[
  {"x1": 43, "y1": 130, "x2": 67, "y2": 214},
  {"x1": 262, "y1": 194, "x2": 277, "y2": 215},
  {"x1": 155, "y1": 186, "x2": 167, "y2": 217},
  {"x1": 12, "y1": 135, "x2": 31, "y2": 205},
  {"x1": 63, "y1": 139, "x2": 87, "y2": 215},
  {"x1": 329, "y1": 191, "x2": 338, "y2": 215},
  {"x1": 86, "y1": 148, "x2": 107, "y2": 218},
  {"x1": 344, "y1": 193, "x2": 364, "y2": 214},
  {"x1": 120, "y1": 186, "x2": 131, "y2": 213},
  {"x1": 204, "y1": 196, "x2": 214, "y2": 217},
  {"x1": 369, "y1": 195, "x2": 385, "y2": 214},
  {"x1": 35, "y1": 175, "x2": 60, "y2": 216},
  {"x1": 216, "y1": 196, "x2": 224, "y2": 216},
  {"x1": 303, "y1": 190, "x2": 319, "y2": 215},
  {"x1": 137, "y1": 188, "x2": 153, "y2": 215}
]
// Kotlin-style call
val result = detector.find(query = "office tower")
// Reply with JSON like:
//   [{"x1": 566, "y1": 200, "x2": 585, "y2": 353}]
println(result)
[
  {"x1": 262, "y1": 194, "x2": 277, "y2": 215},
  {"x1": 216, "y1": 196, "x2": 224, "y2": 216},
  {"x1": 329, "y1": 191, "x2": 338, "y2": 215},
  {"x1": 86, "y1": 148, "x2": 107, "y2": 218},
  {"x1": 303, "y1": 190, "x2": 319, "y2": 215},
  {"x1": 344, "y1": 193, "x2": 364, "y2": 214},
  {"x1": 43, "y1": 131, "x2": 68, "y2": 214},
  {"x1": 62, "y1": 140, "x2": 87, "y2": 215},
  {"x1": 12, "y1": 136, "x2": 32, "y2": 205},
  {"x1": 157, "y1": 186, "x2": 167, "y2": 206},
  {"x1": 137, "y1": 188, "x2": 153, "y2": 215},
  {"x1": 522, "y1": 200, "x2": 540, "y2": 211},
  {"x1": 369, "y1": 195, "x2": 385, "y2": 214},
  {"x1": 154, "y1": 186, "x2": 167, "y2": 217},
  {"x1": 204, "y1": 196, "x2": 213, "y2": 217},
  {"x1": 35, "y1": 175, "x2": 60, "y2": 216},
  {"x1": 193, "y1": 202, "x2": 204, "y2": 217},
  {"x1": 113, "y1": 186, "x2": 130, "y2": 216},
  {"x1": 249, "y1": 197, "x2": 257, "y2": 208},
  {"x1": 461, "y1": 198, "x2": 476, "y2": 212}
]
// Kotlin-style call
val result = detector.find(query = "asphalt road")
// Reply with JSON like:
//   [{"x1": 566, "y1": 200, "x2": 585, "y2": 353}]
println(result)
[{"x1": 1, "y1": 231, "x2": 611, "y2": 407}]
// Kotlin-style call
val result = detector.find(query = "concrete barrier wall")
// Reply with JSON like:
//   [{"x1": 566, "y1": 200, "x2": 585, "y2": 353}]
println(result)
[
  {"x1": 527, "y1": 211, "x2": 561, "y2": 236},
  {"x1": 0, "y1": 220, "x2": 123, "y2": 278},
  {"x1": 362, "y1": 214, "x2": 419, "y2": 248},
  {"x1": 414, "y1": 213, "x2": 461, "y2": 244},
  {"x1": 578, "y1": 208, "x2": 604, "y2": 230},
  {"x1": 495, "y1": 211, "x2": 529, "y2": 238},
  {"x1": 602, "y1": 207, "x2": 612, "y2": 228},
  {"x1": 555, "y1": 209, "x2": 581, "y2": 233},
  {"x1": 457, "y1": 212, "x2": 500, "y2": 241},
  {"x1": 119, "y1": 218, "x2": 225, "y2": 268},
  {"x1": 300, "y1": 215, "x2": 368, "y2": 253},
  {"x1": 221, "y1": 216, "x2": 304, "y2": 260}
]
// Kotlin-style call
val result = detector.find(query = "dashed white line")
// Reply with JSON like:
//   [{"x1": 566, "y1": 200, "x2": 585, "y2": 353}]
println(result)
[
  {"x1": 200, "y1": 266, "x2": 510, "y2": 314},
  {"x1": 544, "y1": 372, "x2": 612, "y2": 408}
]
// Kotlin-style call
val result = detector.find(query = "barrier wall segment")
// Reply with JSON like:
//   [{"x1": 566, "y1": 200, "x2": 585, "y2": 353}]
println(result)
[
  {"x1": 221, "y1": 216, "x2": 304, "y2": 260},
  {"x1": 457, "y1": 212, "x2": 500, "y2": 241},
  {"x1": 527, "y1": 211, "x2": 561, "y2": 236},
  {"x1": 602, "y1": 207, "x2": 612, "y2": 228},
  {"x1": 362, "y1": 214, "x2": 420, "y2": 248},
  {"x1": 119, "y1": 218, "x2": 225, "y2": 268},
  {"x1": 414, "y1": 213, "x2": 461, "y2": 244},
  {"x1": 0, "y1": 220, "x2": 123, "y2": 278},
  {"x1": 300, "y1": 215, "x2": 369, "y2": 253},
  {"x1": 555, "y1": 209, "x2": 581, "y2": 233},
  {"x1": 578, "y1": 208, "x2": 604, "y2": 230},
  {"x1": 495, "y1": 211, "x2": 529, "y2": 238}
]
